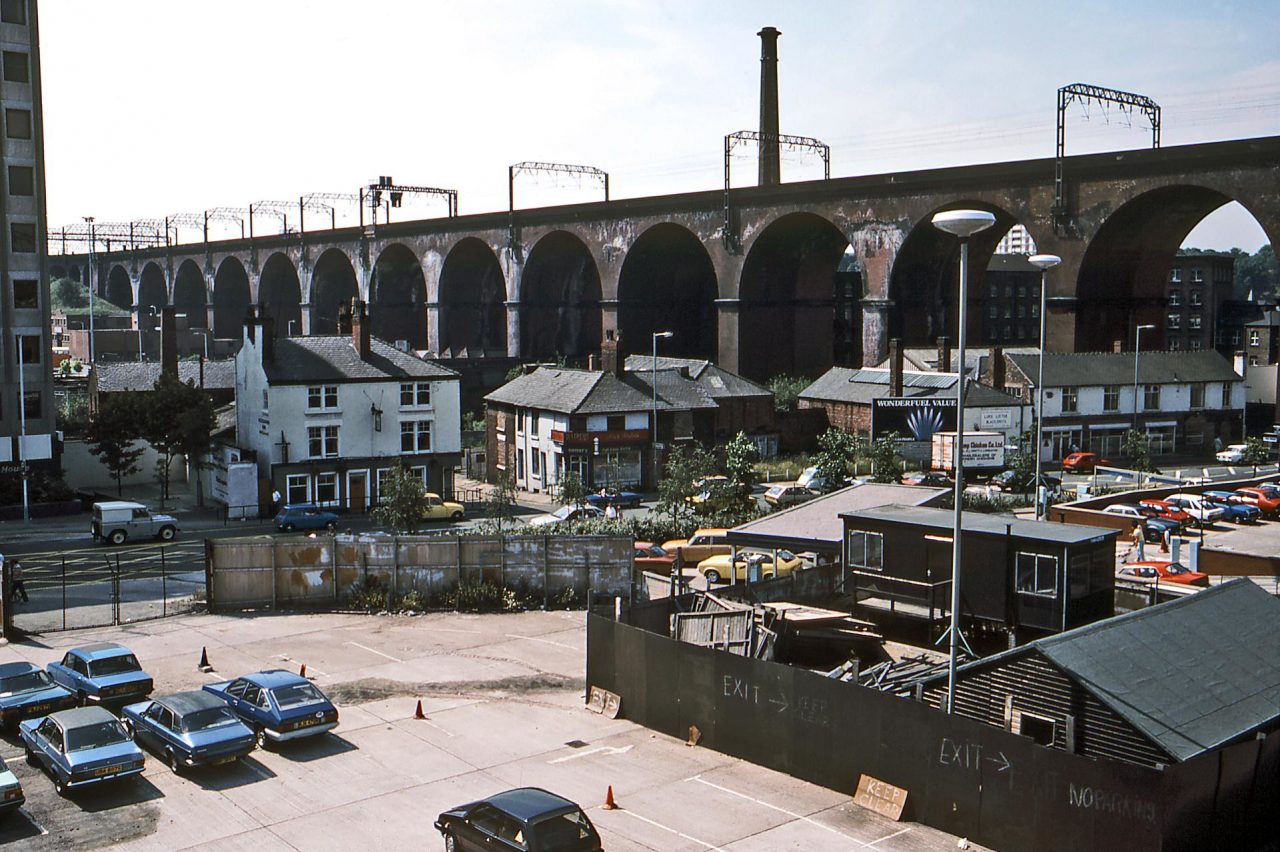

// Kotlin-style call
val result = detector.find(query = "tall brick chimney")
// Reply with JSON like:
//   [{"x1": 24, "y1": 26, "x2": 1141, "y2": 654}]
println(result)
[
  {"x1": 936, "y1": 335, "x2": 952, "y2": 373},
  {"x1": 601, "y1": 329, "x2": 622, "y2": 377},
  {"x1": 888, "y1": 337, "x2": 903, "y2": 397},
  {"x1": 160, "y1": 306, "x2": 178, "y2": 379},
  {"x1": 987, "y1": 346, "x2": 1005, "y2": 390},
  {"x1": 757, "y1": 26, "x2": 781, "y2": 186},
  {"x1": 260, "y1": 311, "x2": 275, "y2": 364},
  {"x1": 337, "y1": 300, "x2": 353, "y2": 335},
  {"x1": 352, "y1": 299, "x2": 371, "y2": 359}
]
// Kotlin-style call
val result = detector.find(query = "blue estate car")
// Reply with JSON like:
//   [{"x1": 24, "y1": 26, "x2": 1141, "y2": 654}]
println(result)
[
  {"x1": 122, "y1": 691, "x2": 256, "y2": 773},
  {"x1": 20, "y1": 706, "x2": 145, "y2": 796},
  {"x1": 274, "y1": 504, "x2": 340, "y2": 532},
  {"x1": 203, "y1": 671, "x2": 338, "y2": 747},
  {"x1": 47, "y1": 643, "x2": 153, "y2": 706},
  {"x1": 0, "y1": 662, "x2": 77, "y2": 729},
  {"x1": 1201, "y1": 491, "x2": 1262, "y2": 524},
  {"x1": 0, "y1": 755, "x2": 24, "y2": 815}
]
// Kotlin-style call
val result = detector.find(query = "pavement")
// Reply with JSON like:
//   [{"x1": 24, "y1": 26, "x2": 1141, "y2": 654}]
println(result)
[{"x1": 0, "y1": 609, "x2": 981, "y2": 852}]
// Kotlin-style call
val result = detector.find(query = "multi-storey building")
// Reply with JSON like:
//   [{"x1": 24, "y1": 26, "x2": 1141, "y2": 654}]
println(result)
[
  {"x1": 1163, "y1": 253, "x2": 1233, "y2": 353},
  {"x1": 0, "y1": 0, "x2": 55, "y2": 474},
  {"x1": 979, "y1": 254, "x2": 1042, "y2": 345}
]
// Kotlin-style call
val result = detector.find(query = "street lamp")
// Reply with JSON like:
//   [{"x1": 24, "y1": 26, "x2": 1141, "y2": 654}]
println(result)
[
  {"x1": 931, "y1": 208, "x2": 997, "y2": 715},
  {"x1": 140, "y1": 306, "x2": 158, "y2": 362},
  {"x1": 651, "y1": 331, "x2": 673, "y2": 489},
  {"x1": 17, "y1": 335, "x2": 29, "y2": 521},
  {"x1": 1029, "y1": 253, "x2": 1061, "y2": 520},
  {"x1": 288, "y1": 319, "x2": 299, "y2": 337},
  {"x1": 1133, "y1": 323, "x2": 1156, "y2": 435},
  {"x1": 83, "y1": 216, "x2": 96, "y2": 364}
]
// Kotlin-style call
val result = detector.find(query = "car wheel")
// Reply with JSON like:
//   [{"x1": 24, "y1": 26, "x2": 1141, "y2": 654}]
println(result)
[
  {"x1": 76, "y1": 690, "x2": 88, "y2": 707},
  {"x1": 704, "y1": 569, "x2": 721, "y2": 585},
  {"x1": 121, "y1": 719, "x2": 134, "y2": 738},
  {"x1": 255, "y1": 727, "x2": 271, "y2": 751},
  {"x1": 54, "y1": 776, "x2": 68, "y2": 797},
  {"x1": 24, "y1": 746, "x2": 37, "y2": 767},
  {"x1": 109, "y1": 529, "x2": 127, "y2": 546},
  {"x1": 444, "y1": 829, "x2": 458, "y2": 852},
  {"x1": 451, "y1": 511, "x2": 464, "y2": 520},
  {"x1": 282, "y1": 523, "x2": 295, "y2": 532},
  {"x1": 158, "y1": 525, "x2": 176, "y2": 541},
  {"x1": 167, "y1": 748, "x2": 183, "y2": 775},
  {"x1": 325, "y1": 522, "x2": 336, "y2": 532}
]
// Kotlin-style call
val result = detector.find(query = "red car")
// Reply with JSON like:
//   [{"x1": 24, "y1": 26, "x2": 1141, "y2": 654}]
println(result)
[
  {"x1": 1062, "y1": 452, "x2": 1109, "y2": 473},
  {"x1": 1137, "y1": 499, "x2": 1193, "y2": 529},
  {"x1": 1231, "y1": 488, "x2": 1280, "y2": 517},
  {"x1": 634, "y1": 541, "x2": 676, "y2": 575},
  {"x1": 1116, "y1": 561, "x2": 1209, "y2": 587}
]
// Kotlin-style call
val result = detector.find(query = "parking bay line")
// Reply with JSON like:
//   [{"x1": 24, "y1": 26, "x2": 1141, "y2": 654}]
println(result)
[
  {"x1": 345, "y1": 641, "x2": 403, "y2": 663},
  {"x1": 505, "y1": 633, "x2": 577, "y2": 651},
  {"x1": 689, "y1": 775, "x2": 868, "y2": 846},
  {"x1": 607, "y1": 808, "x2": 726, "y2": 851},
  {"x1": 866, "y1": 826, "x2": 913, "y2": 847}
]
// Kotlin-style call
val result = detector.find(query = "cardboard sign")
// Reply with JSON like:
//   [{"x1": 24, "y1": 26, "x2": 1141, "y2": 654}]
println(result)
[
  {"x1": 853, "y1": 773, "x2": 908, "y2": 821},
  {"x1": 587, "y1": 686, "x2": 621, "y2": 718}
]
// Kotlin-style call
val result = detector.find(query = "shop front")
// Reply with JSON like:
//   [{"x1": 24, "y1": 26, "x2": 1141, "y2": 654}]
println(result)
[{"x1": 552, "y1": 428, "x2": 650, "y2": 490}]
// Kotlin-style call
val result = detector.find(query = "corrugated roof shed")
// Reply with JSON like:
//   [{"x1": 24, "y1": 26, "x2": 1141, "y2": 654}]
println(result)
[{"x1": 800, "y1": 367, "x2": 1022, "y2": 407}]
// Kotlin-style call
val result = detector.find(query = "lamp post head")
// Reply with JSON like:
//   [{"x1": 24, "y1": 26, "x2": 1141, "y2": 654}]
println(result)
[
  {"x1": 931, "y1": 209, "x2": 997, "y2": 238},
  {"x1": 653, "y1": 331, "x2": 674, "y2": 340},
  {"x1": 1028, "y1": 254, "x2": 1061, "y2": 271},
  {"x1": 1136, "y1": 324, "x2": 1155, "y2": 331}
]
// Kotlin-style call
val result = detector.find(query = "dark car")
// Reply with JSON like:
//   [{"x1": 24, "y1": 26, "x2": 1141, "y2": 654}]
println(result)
[
  {"x1": 435, "y1": 787, "x2": 602, "y2": 852},
  {"x1": 47, "y1": 643, "x2": 153, "y2": 706},
  {"x1": 121, "y1": 691, "x2": 256, "y2": 773},
  {"x1": 203, "y1": 670, "x2": 338, "y2": 748},
  {"x1": 901, "y1": 471, "x2": 954, "y2": 488},
  {"x1": 988, "y1": 470, "x2": 1061, "y2": 494},
  {"x1": 275, "y1": 504, "x2": 339, "y2": 532},
  {"x1": 585, "y1": 488, "x2": 643, "y2": 509},
  {"x1": 0, "y1": 754, "x2": 23, "y2": 815},
  {"x1": 19, "y1": 706, "x2": 145, "y2": 796},
  {"x1": 0, "y1": 662, "x2": 77, "y2": 729}
]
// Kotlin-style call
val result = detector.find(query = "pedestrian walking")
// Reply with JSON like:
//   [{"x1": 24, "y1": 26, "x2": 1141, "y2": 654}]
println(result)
[
  {"x1": 10, "y1": 560, "x2": 27, "y2": 603},
  {"x1": 604, "y1": 502, "x2": 619, "y2": 521},
  {"x1": 1127, "y1": 522, "x2": 1145, "y2": 563}
]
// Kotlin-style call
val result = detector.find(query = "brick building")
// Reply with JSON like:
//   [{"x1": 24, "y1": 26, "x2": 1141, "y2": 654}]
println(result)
[{"x1": 1163, "y1": 253, "x2": 1234, "y2": 353}]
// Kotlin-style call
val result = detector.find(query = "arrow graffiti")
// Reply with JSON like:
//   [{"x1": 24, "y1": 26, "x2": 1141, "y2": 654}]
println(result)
[
  {"x1": 548, "y1": 744, "x2": 634, "y2": 764},
  {"x1": 985, "y1": 751, "x2": 1011, "y2": 773},
  {"x1": 768, "y1": 693, "x2": 790, "y2": 713}
]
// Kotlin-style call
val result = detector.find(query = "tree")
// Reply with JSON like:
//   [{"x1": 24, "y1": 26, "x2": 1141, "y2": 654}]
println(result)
[
  {"x1": 766, "y1": 375, "x2": 810, "y2": 413},
  {"x1": 867, "y1": 431, "x2": 904, "y2": 483},
  {"x1": 51, "y1": 277, "x2": 88, "y2": 309},
  {"x1": 811, "y1": 428, "x2": 860, "y2": 492},
  {"x1": 373, "y1": 465, "x2": 430, "y2": 533},
  {"x1": 142, "y1": 372, "x2": 217, "y2": 505},
  {"x1": 1234, "y1": 244, "x2": 1278, "y2": 300},
  {"x1": 656, "y1": 443, "x2": 715, "y2": 526},
  {"x1": 1242, "y1": 436, "x2": 1271, "y2": 467},
  {"x1": 484, "y1": 468, "x2": 520, "y2": 532},
  {"x1": 1006, "y1": 430, "x2": 1038, "y2": 493},
  {"x1": 1121, "y1": 428, "x2": 1153, "y2": 473},
  {"x1": 724, "y1": 431, "x2": 760, "y2": 495},
  {"x1": 556, "y1": 470, "x2": 590, "y2": 508},
  {"x1": 86, "y1": 393, "x2": 145, "y2": 496}
]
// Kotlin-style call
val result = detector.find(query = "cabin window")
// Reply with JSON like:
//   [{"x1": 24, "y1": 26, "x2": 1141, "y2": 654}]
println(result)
[
  {"x1": 1016, "y1": 552, "x2": 1058, "y2": 596},
  {"x1": 847, "y1": 530, "x2": 883, "y2": 572}
]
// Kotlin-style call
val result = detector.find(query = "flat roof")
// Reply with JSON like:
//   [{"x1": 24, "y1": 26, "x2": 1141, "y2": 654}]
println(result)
[
  {"x1": 728, "y1": 483, "x2": 949, "y2": 552},
  {"x1": 1198, "y1": 521, "x2": 1280, "y2": 562},
  {"x1": 842, "y1": 504, "x2": 1119, "y2": 545}
]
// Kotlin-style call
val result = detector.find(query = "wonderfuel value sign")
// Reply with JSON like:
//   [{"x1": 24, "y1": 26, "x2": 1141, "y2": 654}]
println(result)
[{"x1": 871, "y1": 397, "x2": 958, "y2": 442}]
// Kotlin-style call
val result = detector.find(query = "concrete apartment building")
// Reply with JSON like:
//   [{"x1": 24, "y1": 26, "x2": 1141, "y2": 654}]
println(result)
[{"x1": 0, "y1": 0, "x2": 54, "y2": 473}]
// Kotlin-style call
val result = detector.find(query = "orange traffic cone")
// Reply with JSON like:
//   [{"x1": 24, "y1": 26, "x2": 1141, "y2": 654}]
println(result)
[
  {"x1": 197, "y1": 647, "x2": 212, "y2": 672},
  {"x1": 299, "y1": 663, "x2": 307, "y2": 678},
  {"x1": 414, "y1": 699, "x2": 426, "y2": 720},
  {"x1": 602, "y1": 785, "x2": 619, "y2": 810}
]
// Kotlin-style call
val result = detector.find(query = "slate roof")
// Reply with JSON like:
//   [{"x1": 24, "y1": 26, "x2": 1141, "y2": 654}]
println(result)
[
  {"x1": 843, "y1": 504, "x2": 1118, "y2": 545},
  {"x1": 486, "y1": 367, "x2": 656, "y2": 414},
  {"x1": 262, "y1": 336, "x2": 458, "y2": 384},
  {"x1": 800, "y1": 367, "x2": 1022, "y2": 408},
  {"x1": 624, "y1": 355, "x2": 772, "y2": 400},
  {"x1": 623, "y1": 369, "x2": 718, "y2": 411},
  {"x1": 1007, "y1": 350, "x2": 1241, "y2": 387},
  {"x1": 939, "y1": 579, "x2": 1280, "y2": 762},
  {"x1": 869, "y1": 347, "x2": 1040, "y2": 377},
  {"x1": 95, "y1": 359, "x2": 236, "y2": 393},
  {"x1": 1244, "y1": 310, "x2": 1280, "y2": 328}
]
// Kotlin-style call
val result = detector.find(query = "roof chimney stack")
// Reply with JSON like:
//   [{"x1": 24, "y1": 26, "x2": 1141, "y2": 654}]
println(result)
[
  {"x1": 758, "y1": 26, "x2": 781, "y2": 186},
  {"x1": 888, "y1": 337, "x2": 903, "y2": 397},
  {"x1": 352, "y1": 299, "x2": 371, "y2": 359},
  {"x1": 601, "y1": 329, "x2": 622, "y2": 377},
  {"x1": 160, "y1": 306, "x2": 178, "y2": 379},
  {"x1": 987, "y1": 346, "x2": 1005, "y2": 390},
  {"x1": 937, "y1": 335, "x2": 952, "y2": 373}
]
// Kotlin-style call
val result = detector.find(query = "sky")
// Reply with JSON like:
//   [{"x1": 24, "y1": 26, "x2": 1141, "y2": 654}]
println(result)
[{"x1": 37, "y1": 0, "x2": 1279, "y2": 251}]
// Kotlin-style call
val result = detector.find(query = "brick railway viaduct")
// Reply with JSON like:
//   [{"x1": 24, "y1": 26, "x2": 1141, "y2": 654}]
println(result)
[{"x1": 51, "y1": 135, "x2": 1280, "y2": 383}]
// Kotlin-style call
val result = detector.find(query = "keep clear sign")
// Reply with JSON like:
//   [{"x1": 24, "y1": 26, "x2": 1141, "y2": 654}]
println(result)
[{"x1": 720, "y1": 675, "x2": 830, "y2": 728}]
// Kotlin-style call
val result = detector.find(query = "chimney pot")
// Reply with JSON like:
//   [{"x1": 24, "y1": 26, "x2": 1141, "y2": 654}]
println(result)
[
  {"x1": 888, "y1": 338, "x2": 903, "y2": 397},
  {"x1": 352, "y1": 299, "x2": 371, "y2": 359},
  {"x1": 988, "y1": 346, "x2": 1005, "y2": 390},
  {"x1": 601, "y1": 329, "x2": 623, "y2": 377},
  {"x1": 937, "y1": 335, "x2": 952, "y2": 373}
]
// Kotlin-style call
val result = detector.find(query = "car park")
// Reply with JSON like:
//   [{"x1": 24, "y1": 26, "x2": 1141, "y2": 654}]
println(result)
[
  {"x1": 661, "y1": 528, "x2": 731, "y2": 564},
  {"x1": 1215, "y1": 444, "x2": 1248, "y2": 463},
  {"x1": 422, "y1": 492, "x2": 467, "y2": 521},
  {"x1": 585, "y1": 488, "x2": 643, "y2": 509},
  {"x1": 1136, "y1": 499, "x2": 1194, "y2": 529},
  {"x1": 19, "y1": 706, "x2": 146, "y2": 796},
  {"x1": 1116, "y1": 560, "x2": 1210, "y2": 587},
  {"x1": 526, "y1": 504, "x2": 605, "y2": 527},
  {"x1": 1062, "y1": 452, "x2": 1109, "y2": 472},
  {"x1": 203, "y1": 670, "x2": 338, "y2": 748},
  {"x1": 633, "y1": 541, "x2": 676, "y2": 574},
  {"x1": 1200, "y1": 491, "x2": 1262, "y2": 524},
  {"x1": 435, "y1": 787, "x2": 602, "y2": 852},
  {"x1": 901, "y1": 471, "x2": 954, "y2": 488},
  {"x1": 275, "y1": 503, "x2": 340, "y2": 532},
  {"x1": 91, "y1": 500, "x2": 178, "y2": 546},
  {"x1": 697, "y1": 549, "x2": 802, "y2": 584},
  {"x1": 1162, "y1": 493, "x2": 1226, "y2": 526},
  {"x1": 763, "y1": 484, "x2": 818, "y2": 506},
  {"x1": 47, "y1": 643, "x2": 153, "y2": 706},
  {"x1": 121, "y1": 691, "x2": 256, "y2": 773},
  {"x1": 0, "y1": 662, "x2": 77, "y2": 729},
  {"x1": 1231, "y1": 487, "x2": 1280, "y2": 517},
  {"x1": 0, "y1": 755, "x2": 22, "y2": 815}
]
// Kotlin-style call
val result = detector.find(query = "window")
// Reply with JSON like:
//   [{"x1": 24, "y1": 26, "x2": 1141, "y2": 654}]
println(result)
[
  {"x1": 1017, "y1": 304, "x2": 1025, "y2": 319},
  {"x1": 1189, "y1": 338, "x2": 1201, "y2": 351},
  {"x1": 1169, "y1": 337, "x2": 1180, "y2": 351},
  {"x1": 1190, "y1": 383, "x2": 1205, "y2": 409},
  {"x1": 1250, "y1": 356, "x2": 1260, "y2": 367},
  {"x1": 307, "y1": 385, "x2": 338, "y2": 410},
  {"x1": 1, "y1": 50, "x2": 28, "y2": 83},
  {"x1": 399, "y1": 382, "x2": 431, "y2": 407},
  {"x1": 314, "y1": 472, "x2": 338, "y2": 506},
  {"x1": 262, "y1": 389, "x2": 269, "y2": 411},
  {"x1": 22, "y1": 390, "x2": 38, "y2": 418},
  {"x1": 988, "y1": 283, "x2": 997, "y2": 297},
  {"x1": 1231, "y1": 330, "x2": 1241, "y2": 345},
  {"x1": 1188, "y1": 314, "x2": 1201, "y2": 330},
  {"x1": 18, "y1": 334, "x2": 39, "y2": 364},
  {"x1": 528, "y1": 410, "x2": 539, "y2": 434},
  {"x1": 530, "y1": 449, "x2": 542, "y2": 477},
  {"x1": 847, "y1": 530, "x2": 883, "y2": 572},
  {"x1": 1167, "y1": 290, "x2": 1180, "y2": 306},
  {"x1": 1, "y1": 1, "x2": 26, "y2": 25},
  {"x1": 1221, "y1": 383, "x2": 1231, "y2": 408},
  {"x1": 1143, "y1": 384, "x2": 1159, "y2": 410},
  {"x1": 1249, "y1": 330, "x2": 1260, "y2": 346},
  {"x1": 988, "y1": 304, "x2": 997, "y2": 319},
  {"x1": 286, "y1": 474, "x2": 310, "y2": 504},
  {"x1": 606, "y1": 415, "x2": 625, "y2": 431},
  {"x1": 1189, "y1": 290, "x2": 1202, "y2": 306},
  {"x1": 1103, "y1": 386, "x2": 1120, "y2": 411},
  {"x1": 1191, "y1": 268, "x2": 1203, "y2": 283},
  {"x1": 1166, "y1": 313, "x2": 1180, "y2": 329},
  {"x1": 516, "y1": 448, "x2": 525, "y2": 477},
  {"x1": 1017, "y1": 712, "x2": 1057, "y2": 747},
  {"x1": 307, "y1": 425, "x2": 338, "y2": 458},
  {"x1": 4, "y1": 107, "x2": 29, "y2": 138},
  {"x1": 12, "y1": 278, "x2": 36, "y2": 308},
  {"x1": 9, "y1": 221, "x2": 35, "y2": 252},
  {"x1": 1061, "y1": 386, "x2": 1078, "y2": 413},
  {"x1": 1016, "y1": 552, "x2": 1058, "y2": 596},
  {"x1": 400, "y1": 420, "x2": 431, "y2": 453},
  {"x1": 7, "y1": 164, "x2": 32, "y2": 195},
  {"x1": 1169, "y1": 267, "x2": 1181, "y2": 283}
]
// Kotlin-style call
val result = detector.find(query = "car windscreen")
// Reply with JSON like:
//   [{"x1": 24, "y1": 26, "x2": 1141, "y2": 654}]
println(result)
[
  {"x1": 88, "y1": 654, "x2": 142, "y2": 677},
  {"x1": 271, "y1": 683, "x2": 327, "y2": 709},
  {"x1": 181, "y1": 706, "x2": 241, "y2": 732},
  {"x1": 65, "y1": 719, "x2": 129, "y2": 751},
  {"x1": 0, "y1": 670, "x2": 52, "y2": 694},
  {"x1": 645, "y1": 544, "x2": 668, "y2": 557},
  {"x1": 532, "y1": 808, "x2": 598, "y2": 847}
]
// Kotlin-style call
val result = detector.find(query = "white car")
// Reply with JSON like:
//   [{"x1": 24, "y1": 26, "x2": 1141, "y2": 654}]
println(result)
[
  {"x1": 1162, "y1": 493, "x2": 1226, "y2": 525},
  {"x1": 1216, "y1": 444, "x2": 1248, "y2": 463},
  {"x1": 526, "y1": 504, "x2": 605, "y2": 527}
]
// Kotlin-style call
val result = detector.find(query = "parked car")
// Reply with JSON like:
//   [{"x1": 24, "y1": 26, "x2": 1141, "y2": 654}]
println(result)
[
  {"x1": 1062, "y1": 452, "x2": 1109, "y2": 473},
  {"x1": 275, "y1": 504, "x2": 340, "y2": 532},
  {"x1": 47, "y1": 643, "x2": 153, "y2": 706},
  {"x1": 763, "y1": 484, "x2": 818, "y2": 507},
  {"x1": 661, "y1": 528, "x2": 731, "y2": 565},
  {"x1": 1102, "y1": 505, "x2": 1180, "y2": 543},
  {"x1": 435, "y1": 787, "x2": 602, "y2": 852},
  {"x1": 585, "y1": 488, "x2": 643, "y2": 509},
  {"x1": 0, "y1": 755, "x2": 22, "y2": 815},
  {"x1": 633, "y1": 542, "x2": 676, "y2": 575},
  {"x1": 901, "y1": 471, "x2": 954, "y2": 489},
  {"x1": 203, "y1": 670, "x2": 338, "y2": 748},
  {"x1": 422, "y1": 492, "x2": 466, "y2": 521},
  {"x1": 121, "y1": 691, "x2": 256, "y2": 773},
  {"x1": 1116, "y1": 561, "x2": 1209, "y2": 587},
  {"x1": 1231, "y1": 487, "x2": 1280, "y2": 517},
  {"x1": 1161, "y1": 493, "x2": 1226, "y2": 526},
  {"x1": 689, "y1": 476, "x2": 748, "y2": 513},
  {"x1": 1215, "y1": 444, "x2": 1248, "y2": 463},
  {"x1": 1136, "y1": 499, "x2": 1194, "y2": 529},
  {"x1": 796, "y1": 466, "x2": 847, "y2": 492},
  {"x1": 1199, "y1": 491, "x2": 1262, "y2": 524},
  {"x1": 988, "y1": 470, "x2": 1061, "y2": 494},
  {"x1": 526, "y1": 504, "x2": 605, "y2": 527},
  {"x1": 697, "y1": 549, "x2": 802, "y2": 584},
  {"x1": 91, "y1": 500, "x2": 178, "y2": 546},
  {"x1": 0, "y1": 662, "x2": 76, "y2": 729},
  {"x1": 19, "y1": 706, "x2": 145, "y2": 796}
]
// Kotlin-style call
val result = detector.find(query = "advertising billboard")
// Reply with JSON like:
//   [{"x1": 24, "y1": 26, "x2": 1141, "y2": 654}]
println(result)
[{"x1": 871, "y1": 397, "x2": 958, "y2": 442}]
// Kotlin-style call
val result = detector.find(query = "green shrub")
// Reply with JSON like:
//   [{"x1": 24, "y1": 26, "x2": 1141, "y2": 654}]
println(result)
[{"x1": 447, "y1": 580, "x2": 519, "y2": 613}]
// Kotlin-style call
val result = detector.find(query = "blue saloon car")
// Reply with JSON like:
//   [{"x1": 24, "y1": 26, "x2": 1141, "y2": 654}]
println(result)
[
  {"x1": 0, "y1": 662, "x2": 77, "y2": 729},
  {"x1": 47, "y1": 643, "x2": 153, "y2": 706},
  {"x1": 585, "y1": 488, "x2": 643, "y2": 510},
  {"x1": 203, "y1": 671, "x2": 338, "y2": 747},
  {"x1": 1201, "y1": 491, "x2": 1262, "y2": 524},
  {"x1": 121, "y1": 691, "x2": 256, "y2": 773},
  {"x1": 19, "y1": 706, "x2": 145, "y2": 796},
  {"x1": 0, "y1": 755, "x2": 24, "y2": 815},
  {"x1": 274, "y1": 504, "x2": 340, "y2": 532}
]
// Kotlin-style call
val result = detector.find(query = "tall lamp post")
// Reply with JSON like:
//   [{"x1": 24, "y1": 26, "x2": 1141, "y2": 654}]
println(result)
[
  {"x1": 140, "y1": 305, "x2": 158, "y2": 362},
  {"x1": 651, "y1": 331, "x2": 673, "y2": 489},
  {"x1": 1133, "y1": 323, "x2": 1156, "y2": 435},
  {"x1": 931, "y1": 209, "x2": 996, "y2": 715},
  {"x1": 83, "y1": 216, "x2": 96, "y2": 364},
  {"x1": 1029, "y1": 254, "x2": 1061, "y2": 519}
]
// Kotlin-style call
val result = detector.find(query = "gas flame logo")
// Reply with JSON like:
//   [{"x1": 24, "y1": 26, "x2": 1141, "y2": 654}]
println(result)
[{"x1": 906, "y1": 407, "x2": 946, "y2": 441}]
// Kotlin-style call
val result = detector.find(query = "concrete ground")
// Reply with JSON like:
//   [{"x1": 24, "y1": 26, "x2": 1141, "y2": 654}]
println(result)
[{"x1": 0, "y1": 609, "x2": 981, "y2": 851}]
